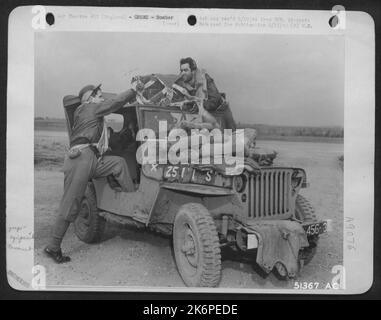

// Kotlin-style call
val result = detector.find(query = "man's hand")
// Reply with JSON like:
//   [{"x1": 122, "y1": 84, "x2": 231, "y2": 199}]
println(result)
[
  {"x1": 131, "y1": 76, "x2": 145, "y2": 92},
  {"x1": 180, "y1": 101, "x2": 198, "y2": 113}
]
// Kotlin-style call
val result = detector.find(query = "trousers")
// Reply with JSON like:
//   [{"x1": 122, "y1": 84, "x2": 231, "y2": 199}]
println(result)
[{"x1": 58, "y1": 147, "x2": 133, "y2": 222}]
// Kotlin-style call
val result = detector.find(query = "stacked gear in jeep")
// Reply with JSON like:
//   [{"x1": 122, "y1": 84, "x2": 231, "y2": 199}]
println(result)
[
  {"x1": 130, "y1": 74, "x2": 277, "y2": 166},
  {"x1": 131, "y1": 74, "x2": 198, "y2": 110},
  {"x1": 248, "y1": 147, "x2": 278, "y2": 166},
  {"x1": 131, "y1": 74, "x2": 178, "y2": 107}
]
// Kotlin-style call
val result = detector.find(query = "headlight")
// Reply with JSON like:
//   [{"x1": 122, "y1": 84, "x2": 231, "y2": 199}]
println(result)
[
  {"x1": 233, "y1": 175, "x2": 247, "y2": 193},
  {"x1": 291, "y1": 170, "x2": 305, "y2": 189}
]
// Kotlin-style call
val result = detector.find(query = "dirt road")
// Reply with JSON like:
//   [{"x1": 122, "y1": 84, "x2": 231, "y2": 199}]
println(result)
[{"x1": 34, "y1": 132, "x2": 343, "y2": 290}]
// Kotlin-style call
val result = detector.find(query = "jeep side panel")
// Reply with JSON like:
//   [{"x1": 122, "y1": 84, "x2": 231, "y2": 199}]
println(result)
[{"x1": 93, "y1": 175, "x2": 159, "y2": 217}]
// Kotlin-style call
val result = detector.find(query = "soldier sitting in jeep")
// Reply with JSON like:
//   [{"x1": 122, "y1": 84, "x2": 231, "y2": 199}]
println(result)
[{"x1": 176, "y1": 57, "x2": 236, "y2": 131}]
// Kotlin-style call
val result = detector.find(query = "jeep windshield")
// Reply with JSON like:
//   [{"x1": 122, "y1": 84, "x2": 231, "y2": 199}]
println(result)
[{"x1": 139, "y1": 107, "x2": 225, "y2": 135}]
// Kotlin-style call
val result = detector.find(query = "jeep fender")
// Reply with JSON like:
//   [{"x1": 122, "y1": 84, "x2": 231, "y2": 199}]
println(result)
[{"x1": 147, "y1": 183, "x2": 237, "y2": 227}]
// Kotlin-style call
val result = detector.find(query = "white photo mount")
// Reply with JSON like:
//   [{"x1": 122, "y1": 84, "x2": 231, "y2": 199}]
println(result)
[{"x1": 7, "y1": 6, "x2": 375, "y2": 294}]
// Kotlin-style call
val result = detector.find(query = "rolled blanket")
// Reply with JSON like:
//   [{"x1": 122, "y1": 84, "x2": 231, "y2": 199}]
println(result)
[{"x1": 167, "y1": 128, "x2": 258, "y2": 166}]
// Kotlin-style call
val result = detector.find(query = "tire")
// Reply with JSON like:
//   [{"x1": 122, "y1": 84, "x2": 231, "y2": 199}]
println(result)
[
  {"x1": 295, "y1": 194, "x2": 319, "y2": 265},
  {"x1": 173, "y1": 203, "x2": 221, "y2": 287},
  {"x1": 74, "y1": 182, "x2": 106, "y2": 244},
  {"x1": 295, "y1": 194, "x2": 317, "y2": 222}
]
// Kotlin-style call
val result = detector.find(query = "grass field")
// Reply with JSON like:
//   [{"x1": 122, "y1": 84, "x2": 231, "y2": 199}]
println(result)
[
  {"x1": 34, "y1": 132, "x2": 66, "y2": 168},
  {"x1": 35, "y1": 119, "x2": 343, "y2": 144},
  {"x1": 34, "y1": 117, "x2": 344, "y2": 171}
]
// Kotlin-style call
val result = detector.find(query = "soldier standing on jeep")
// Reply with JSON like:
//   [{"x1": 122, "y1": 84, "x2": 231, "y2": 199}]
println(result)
[
  {"x1": 176, "y1": 57, "x2": 237, "y2": 130},
  {"x1": 44, "y1": 84, "x2": 135, "y2": 263}
]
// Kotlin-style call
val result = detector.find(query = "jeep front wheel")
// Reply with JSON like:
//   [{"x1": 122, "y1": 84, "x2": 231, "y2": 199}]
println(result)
[
  {"x1": 173, "y1": 203, "x2": 221, "y2": 287},
  {"x1": 74, "y1": 182, "x2": 106, "y2": 244}
]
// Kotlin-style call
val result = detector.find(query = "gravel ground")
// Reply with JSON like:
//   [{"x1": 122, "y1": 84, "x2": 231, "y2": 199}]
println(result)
[{"x1": 34, "y1": 132, "x2": 343, "y2": 291}]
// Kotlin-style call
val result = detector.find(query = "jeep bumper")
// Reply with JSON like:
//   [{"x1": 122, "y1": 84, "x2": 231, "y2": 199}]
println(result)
[
  {"x1": 240, "y1": 219, "x2": 331, "y2": 277},
  {"x1": 240, "y1": 220, "x2": 310, "y2": 278}
]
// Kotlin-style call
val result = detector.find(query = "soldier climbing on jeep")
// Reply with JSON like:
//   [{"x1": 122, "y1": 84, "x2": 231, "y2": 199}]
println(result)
[{"x1": 57, "y1": 69, "x2": 330, "y2": 287}]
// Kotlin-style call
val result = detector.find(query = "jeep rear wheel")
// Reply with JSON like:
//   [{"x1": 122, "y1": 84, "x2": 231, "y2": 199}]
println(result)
[
  {"x1": 173, "y1": 203, "x2": 221, "y2": 287},
  {"x1": 295, "y1": 194, "x2": 319, "y2": 265},
  {"x1": 74, "y1": 182, "x2": 106, "y2": 244}
]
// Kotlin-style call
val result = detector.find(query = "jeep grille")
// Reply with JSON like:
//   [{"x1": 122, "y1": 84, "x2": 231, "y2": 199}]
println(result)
[{"x1": 247, "y1": 168, "x2": 293, "y2": 219}]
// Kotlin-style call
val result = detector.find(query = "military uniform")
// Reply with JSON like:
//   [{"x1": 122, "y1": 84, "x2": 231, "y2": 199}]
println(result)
[
  {"x1": 46, "y1": 87, "x2": 135, "y2": 261},
  {"x1": 176, "y1": 69, "x2": 237, "y2": 130}
]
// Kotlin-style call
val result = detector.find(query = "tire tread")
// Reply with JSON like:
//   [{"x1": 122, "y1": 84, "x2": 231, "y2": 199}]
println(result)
[{"x1": 175, "y1": 203, "x2": 221, "y2": 287}]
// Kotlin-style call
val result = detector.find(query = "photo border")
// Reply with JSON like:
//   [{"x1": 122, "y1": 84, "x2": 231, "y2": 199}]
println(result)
[{"x1": 1, "y1": 0, "x2": 379, "y2": 300}]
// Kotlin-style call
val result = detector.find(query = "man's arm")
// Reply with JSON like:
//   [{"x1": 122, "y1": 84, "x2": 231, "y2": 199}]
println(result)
[
  {"x1": 95, "y1": 89, "x2": 136, "y2": 117},
  {"x1": 203, "y1": 74, "x2": 223, "y2": 111}
]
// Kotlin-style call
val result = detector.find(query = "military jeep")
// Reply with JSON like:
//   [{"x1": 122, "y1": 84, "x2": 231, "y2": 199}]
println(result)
[{"x1": 63, "y1": 78, "x2": 330, "y2": 287}]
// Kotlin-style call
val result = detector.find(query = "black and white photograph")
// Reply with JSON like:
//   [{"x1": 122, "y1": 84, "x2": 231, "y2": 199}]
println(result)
[{"x1": 6, "y1": 6, "x2": 374, "y2": 294}]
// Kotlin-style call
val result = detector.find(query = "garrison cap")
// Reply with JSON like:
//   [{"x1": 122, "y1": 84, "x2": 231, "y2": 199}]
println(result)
[{"x1": 78, "y1": 84, "x2": 101, "y2": 101}]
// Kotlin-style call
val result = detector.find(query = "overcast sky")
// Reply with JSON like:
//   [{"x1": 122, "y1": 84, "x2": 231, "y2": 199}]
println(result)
[{"x1": 35, "y1": 32, "x2": 344, "y2": 126}]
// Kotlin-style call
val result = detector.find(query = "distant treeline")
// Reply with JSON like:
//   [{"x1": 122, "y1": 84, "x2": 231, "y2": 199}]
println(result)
[
  {"x1": 35, "y1": 118, "x2": 343, "y2": 138},
  {"x1": 35, "y1": 118, "x2": 120, "y2": 132},
  {"x1": 35, "y1": 118, "x2": 67, "y2": 131},
  {"x1": 237, "y1": 123, "x2": 344, "y2": 138}
]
